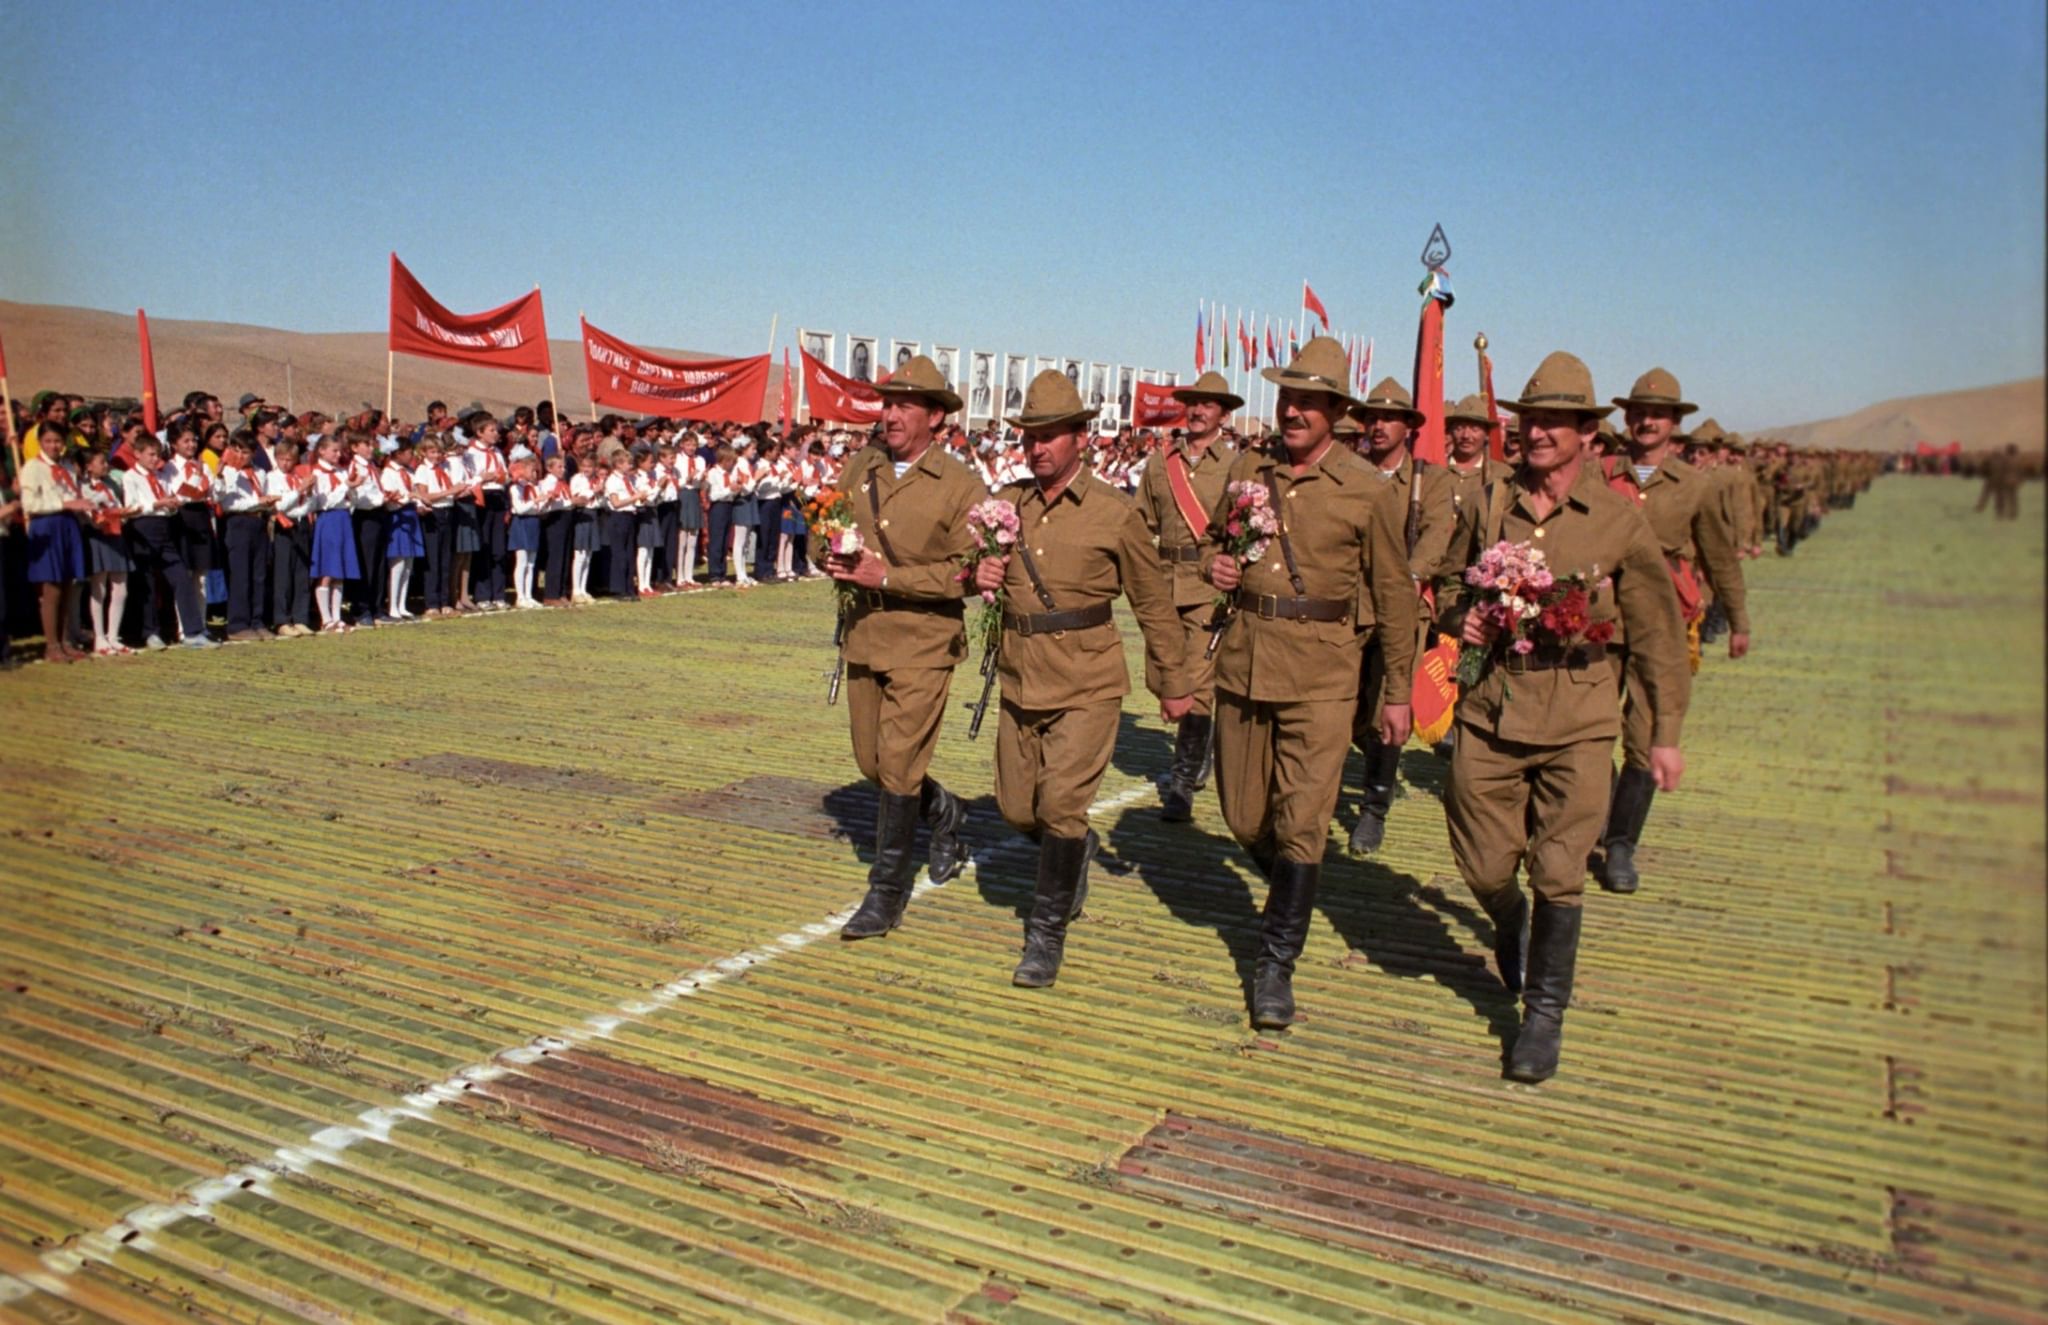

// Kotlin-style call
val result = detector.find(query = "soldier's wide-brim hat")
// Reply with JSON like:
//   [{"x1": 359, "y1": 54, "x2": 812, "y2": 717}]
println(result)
[
  {"x1": 1260, "y1": 335, "x2": 1358, "y2": 406},
  {"x1": 1350, "y1": 375, "x2": 1427, "y2": 427},
  {"x1": 1444, "y1": 393, "x2": 1493, "y2": 427},
  {"x1": 1005, "y1": 369, "x2": 1096, "y2": 430},
  {"x1": 1496, "y1": 351, "x2": 1614, "y2": 419},
  {"x1": 1612, "y1": 366, "x2": 1698, "y2": 416},
  {"x1": 1689, "y1": 417, "x2": 1727, "y2": 445},
  {"x1": 1172, "y1": 370, "x2": 1244, "y2": 411},
  {"x1": 872, "y1": 354, "x2": 963, "y2": 413}
]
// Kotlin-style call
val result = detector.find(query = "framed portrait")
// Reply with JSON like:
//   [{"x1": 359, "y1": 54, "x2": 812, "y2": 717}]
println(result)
[
  {"x1": 1003, "y1": 354, "x2": 1029, "y2": 413},
  {"x1": 969, "y1": 351, "x2": 996, "y2": 417},
  {"x1": 888, "y1": 340, "x2": 919, "y2": 376},
  {"x1": 799, "y1": 328, "x2": 833, "y2": 372},
  {"x1": 1062, "y1": 358, "x2": 1082, "y2": 392},
  {"x1": 1086, "y1": 362, "x2": 1108, "y2": 409},
  {"x1": 1117, "y1": 366, "x2": 1135, "y2": 422},
  {"x1": 930, "y1": 345, "x2": 959, "y2": 395},
  {"x1": 1035, "y1": 354, "x2": 1060, "y2": 382},
  {"x1": 846, "y1": 336, "x2": 878, "y2": 384}
]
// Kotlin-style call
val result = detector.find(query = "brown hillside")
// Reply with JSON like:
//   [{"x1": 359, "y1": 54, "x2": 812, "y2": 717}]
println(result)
[
  {"x1": 0, "y1": 300, "x2": 788, "y2": 424},
  {"x1": 1762, "y1": 377, "x2": 2043, "y2": 453}
]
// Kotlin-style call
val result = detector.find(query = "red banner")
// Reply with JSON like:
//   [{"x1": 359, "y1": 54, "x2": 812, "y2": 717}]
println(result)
[
  {"x1": 137, "y1": 309, "x2": 160, "y2": 433},
  {"x1": 1411, "y1": 636, "x2": 1460, "y2": 746},
  {"x1": 581, "y1": 318, "x2": 770, "y2": 422},
  {"x1": 1132, "y1": 381, "x2": 1188, "y2": 429},
  {"x1": 388, "y1": 253, "x2": 551, "y2": 375},
  {"x1": 799, "y1": 348, "x2": 883, "y2": 425},
  {"x1": 1479, "y1": 343, "x2": 1506, "y2": 463},
  {"x1": 1410, "y1": 292, "x2": 1446, "y2": 466}
]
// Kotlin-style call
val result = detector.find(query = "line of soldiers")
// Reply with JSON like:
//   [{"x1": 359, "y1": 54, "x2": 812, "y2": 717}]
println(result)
[{"x1": 814, "y1": 341, "x2": 1866, "y2": 1084}]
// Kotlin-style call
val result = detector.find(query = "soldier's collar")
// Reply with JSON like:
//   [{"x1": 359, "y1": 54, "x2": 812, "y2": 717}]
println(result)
[
  {"x1": 1261, "y1": 439, "x2": 1350, "y2": 484},
  {"x1": 1029, "y1": 464, "x2": 1093, "y2": 506}
]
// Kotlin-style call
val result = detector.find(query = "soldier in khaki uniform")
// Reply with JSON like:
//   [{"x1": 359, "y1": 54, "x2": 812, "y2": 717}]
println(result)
[
  {"x1": 973, "y1": 372, "x2": 1193, "y2": 986},
  {"x1": 1343, "y1": 378, "x2": 1456, "y2": 855},
  {"x1": 824, "y1": 357, "x2": 987, "y2": 940},
  {"x1": 1443, "y1": 351, "x2": 1691, "y2": 1082},
  {"x1": 1204, "y1": 338, "x2": 1418, "y2": 1030},
  {"x1": 1596, "y1": 369, "x2": 1751, "y2": 895},
  {"x1": 1134, "y1": 370, "x2": 1241, "y2": 822}
]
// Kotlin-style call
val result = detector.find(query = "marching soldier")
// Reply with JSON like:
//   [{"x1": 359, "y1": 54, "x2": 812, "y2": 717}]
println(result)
[
  {"x1": 1597, "y1": 369, "x2": 1750, "y2": 895},
  {"x1": 1443, "y1": 351, "x2": 1690, "y2": 1082},
  {"x1": 1343, "y1": 377, "x2": 1454, "y2": 855},
  {"x1": 1977, "y1": 443, "x2": 2024, "y2": 520},
  {"x1": 825, "y1": 356, "x2": 986, "y2": 940},
  {"x1": 1135, "y1": 370, "x2": 1241, "y2": 822},
  {"x1": 1442, "y1": 394, "x2": 1515, "y2": 586},
  {"x1": 973, "y1": 371, "x2": 1193, "y2": 987},
  {"x1": 1205, "y1": 338, "x2": 1418, "y2": 1030}
]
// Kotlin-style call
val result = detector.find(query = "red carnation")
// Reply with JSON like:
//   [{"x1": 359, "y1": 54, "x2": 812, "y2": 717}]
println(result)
[{"x1": 1585, "y1": 620, "x2": 1615, "y2": 645}]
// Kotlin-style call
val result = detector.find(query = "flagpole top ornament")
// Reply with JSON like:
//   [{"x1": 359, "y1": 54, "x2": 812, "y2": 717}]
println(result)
[
  {"x1": 1474, "y1": 332, "x2": 1488, "y2": 352},
  {"x1": 1421, "y1": 223, "x2": 1451, "y2": 271}
]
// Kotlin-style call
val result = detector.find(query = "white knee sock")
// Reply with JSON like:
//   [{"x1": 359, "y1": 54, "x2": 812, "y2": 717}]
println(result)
[
  {"x1": 88, "y1": 576, "x2": 110, "y2": 647},
  {"x1": 388, "y1": 561, "x2": 406, "y2": 615},
  {"x1": 682, "y1": 539, "x2": 698, "y2": 583},
  {"x1": 573, "y1": 549, "x2": 590, "y2": 597},
  {"x1": 635, "y1": 546, "x2": 652, "y2": 591},
  {"x1": 106, "y1": 579, "x2": 127, "y2": 642}
]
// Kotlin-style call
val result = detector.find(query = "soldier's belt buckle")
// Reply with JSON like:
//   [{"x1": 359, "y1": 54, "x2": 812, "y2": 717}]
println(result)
[
  {"x1": 1253, "y1": 594, "x2": 1282, "y2": 619},
  {"x1": 858, "y1": 589, "x2": 887, "y2": 610}
]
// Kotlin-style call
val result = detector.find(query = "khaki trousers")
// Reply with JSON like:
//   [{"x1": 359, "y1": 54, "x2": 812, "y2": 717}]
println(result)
[
  {"x1": 1213, "y1": 690, "x2": 1357, "y2": 864},
  {"x1": 1445, "y1": 723, "x2": 1613, "y2": 908},
  {"x1": 1175, "y1": 604, "x2": 1220, "y2": 716},
  {"x1": 994, "y1": 698, "x2": 1121, "y2": 839},
  {"x1": 845, "y1": 663, "x2": 954, "y2": 796}
]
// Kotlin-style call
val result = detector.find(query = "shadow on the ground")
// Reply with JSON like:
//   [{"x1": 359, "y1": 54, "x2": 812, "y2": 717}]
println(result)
[{"x1": 1104, "y1": 800, "x2": 1264, "y2": 1015}]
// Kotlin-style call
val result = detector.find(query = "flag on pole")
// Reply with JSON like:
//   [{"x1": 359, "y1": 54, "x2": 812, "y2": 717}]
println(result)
[
  {"x1": 1410, "y1": 272, "x2": 1451, "y2": 466},
  {"x1": 1265, "y1": 319, "x2": 1277, "y2": 367},
  {"x1": 1303, "y1": 281, "x2": 1330, "y2": 331},
  {"x1": 1222, "y1": 312, "x2": 1231, "y2": 369},
  {"x1": 1194, "y1": 305, "x2": 1206, "y2": 373},
  {"x1": 1361, "y1": 337, "x2": 1374, "y2": 392},
  {"x1": 1287, "y1": 320, "x2": 1300, "y2": 360},
  {"x1": 137, "y1": 309, "x2": 160, "y2": 434},
  {"x1": 1478, "y1": 337, "x2": 1506, "y2": 462}
]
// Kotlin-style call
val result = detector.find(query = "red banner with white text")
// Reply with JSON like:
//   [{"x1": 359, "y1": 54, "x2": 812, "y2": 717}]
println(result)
[
  {"x1": 388, "y1": 254, "x2": 552, "y2": 375},
  {"x1": 1132, "y1": 381, "x2": 1189, "y2": 429},
  {"x1": 799, "y1": 348, "x2": 883, "y2": 425},
  {"x1": 581, "y1": 318, "x2": 770, "y2": 422}
]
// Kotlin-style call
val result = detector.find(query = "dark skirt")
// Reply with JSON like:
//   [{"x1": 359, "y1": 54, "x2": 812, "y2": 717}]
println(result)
[
  {"x1": 635, "y1": 510, "x2": 661, "y2": 549},
  {"x1": 88, "y1": 525, "x2": 132, "y2": 575},
  {"x1": 572, "y1": 510, "x2": 600, "y2": 552},
  {"x1": 677, "y1": 487, "x2": 704, "y2": 531},
  {"x1": 26, "y1": 514, "x2": 85, "y2": 583},
  {"x1": 387, "y1": 508, "x2": 425, "y2": 559},
  {"x1": 509, "y1": 513, "x2": 542, "y2": 553},
  {"x1": 452, "y1": 502, "x2": 481, "y2": 554},
  {"x1": 732, "y1": 496, "x2": 758, "y2": 528}
]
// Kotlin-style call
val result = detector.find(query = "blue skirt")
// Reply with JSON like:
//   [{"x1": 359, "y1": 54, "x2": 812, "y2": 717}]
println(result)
[
  {"x1": 732, "y1": 497, "x2": 758, "y2": 527},
  {"x1": 27, "y1": 514, "x2": 85, "y2": 583},
  {"x1": 678, "y1": 488, "x2": 704, "y2": 531},
  {"x1": 452, "y1": 502, "x2": 482, "y2": 554},
  {"x1": 310, "y1": 509, "x2": 360, "y2": 579},
  {"x1": 387, "y1": 508, "x2": 425, "y2": 559},
  {"x1": 509, "y1": 513, "x2": 541, "y2": 553},
  {"x1": 88, "y1": 526, "x2": 132, "y2": 575},
  {"x1": 572, "y1": 511, "x2": 600, "y2": 552}
]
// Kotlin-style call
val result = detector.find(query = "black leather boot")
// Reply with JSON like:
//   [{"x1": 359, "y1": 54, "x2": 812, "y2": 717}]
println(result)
[
  {"x1": 1506, "y1": 901, "x2": 1584, "y2": 1082},
  {"x1": 1348, "y1": 738, "x2": 1401, "y2": 856},
  {"x1": 842, "y1": 790, "x2": 921, "y2": 939},
  {"x1": 1477, "y1": 885, "x2": 1530, "y2": 994},
  {"x1": 1246, "y1": 835, "x2": 1278, "y2": 882},
  {"x1": 1191, "y1": 712, "x2": 1216, "y2": 790},
  {"x1": 1013, "y1": 833, "x2": 1089, "y2": 987},
  {"x1": 1250, "y1": 860, "x2": 1319, "y2": 1030},
  {"x1": 1159, "y1": 714, "x2": 1212, "y2": 823},
  {"x1": 1596, "y1": 765, "x2": 1657, "y2": 894},
  {"x1": 920, "y1": 778, "x2": 969, "y2": 883}
]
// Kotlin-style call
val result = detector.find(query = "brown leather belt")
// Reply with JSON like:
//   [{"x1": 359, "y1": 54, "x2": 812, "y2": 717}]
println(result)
[
  {"x1": 1233, "y1": 589, "x2": 1349, "y2": 623},
  {"x1": 1160, "y1": 544, "x2": 1204, "y2": 563},
  {"x1": 1002, "y1": 601, "x2": 1114, "y2": 637},
  {"x1": 1502, "y1": 641, "x2": 1609, "y2": 673},
  {"x1": 852, "y1": 589, "x2": 962, "y2": 615}
]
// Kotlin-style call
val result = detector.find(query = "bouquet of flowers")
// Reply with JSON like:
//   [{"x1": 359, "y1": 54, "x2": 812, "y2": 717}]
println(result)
[
  {"x1": 1454, "y1": 540, "x2": 1613, "y2": 687},
  {"x1": 804, "y1": 486, "x2": 861, "y2": 702},
  {"x1": 958, "y1": 498, "x2": 1019, "y2": 738},
  {"x1": 1205, "y1": 479, "x2": 1281, "y2": 658}
]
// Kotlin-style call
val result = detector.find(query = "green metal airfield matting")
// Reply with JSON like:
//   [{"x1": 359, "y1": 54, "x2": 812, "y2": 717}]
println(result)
[{"x1": 0, "y1": 476, "x2": 2041, "y2": 1323}]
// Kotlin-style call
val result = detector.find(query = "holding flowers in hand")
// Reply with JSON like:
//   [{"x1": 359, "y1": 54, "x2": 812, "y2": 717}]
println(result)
[
  {"x1": 1204, "y1": 479, "x2": 1281, "y2": 658},
  {"x1": 1455, "y1": 539, "x2": 1613, "y2": 687},
  {"x1": 958, "y1": 497, "x2": 1020, "y2": 655}
]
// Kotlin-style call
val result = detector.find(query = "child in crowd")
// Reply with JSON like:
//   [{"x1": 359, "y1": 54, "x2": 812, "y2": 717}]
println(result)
[
  {"x1": 537, "y1": 452, "x2": 572, "y2": 606},
  {"x1": 412, "y1": 434, "x2": 457, "y2": 619},
  {"x1": 448, "y1": 428, "x2": 482, "y2": 613},
  {"x1": 600, "y1": 447, "x2": 637, "y2": 599},
  {"x1": 81, "y1": 447, "x2": 137, "y2": 655},
  {"x1": 729, "y1": 439, "x2": 759, "y2": 586},
  {"x1": 215, "y1": 432, "x2": 274, "y2": 641},
  {"x1": 675, "y1": 437, "x2": 705, "y2": 587},
  {"x1": 347, "y1": 431, "x2": 388, "y2": 625},
  {"x1": 632, "y1": 444, "x2": 661, "y2": 596},
  {"x1": 164, "y1": 422, "x2": 218, "y2": 634},
  {"x1": 266, "y1": 437, "x2": 315, "y2": 636},
  {"x1": 653, "y1": 441, "x2": 680, "y2": 589},
  {"x1": 307, "y1": 432, "x2": 360, "y2": 633},
  {"x1": 508, "y1": 455, "x2": 543, "y2": 608},
  {"x1": 21, "y1": 436, "x2": 90, "y2": 660},
  {"x1": 125, "y1": 434, "x2": 207, "y2": 649},
  {"x1": 380, "y1": 435, "x2": 423, "y2": 620},
  {"x1": 569, "y1": 451, "x2": 600, "y2": 603}
]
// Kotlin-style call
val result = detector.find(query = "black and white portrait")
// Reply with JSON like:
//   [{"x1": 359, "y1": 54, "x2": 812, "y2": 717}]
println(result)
[
  {"x1": 971, "y1": 352, "x2": 994, "y2": 415},
  {"x1": 847, "y1": 337, "x2": 876, "y2": 383}
]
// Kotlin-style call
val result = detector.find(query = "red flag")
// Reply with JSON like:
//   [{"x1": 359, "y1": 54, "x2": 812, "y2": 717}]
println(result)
[
  {"x1": 778, "y1": 348, "x2": 793, "y2": 435},
  {"x1": 1194, "y1": 307, "x2": 1206, "y2": 374},
  {"x1": 1265, "y1": 321, "x2": 1277, "y2": 367},
  {"x1": 1410, "y1": 290, "x2": 1447, "y2": 466},
  {"x1": 799, "y1": 347, "x2": 883, "y2": 425},
  {"x1": 1478, "y1": 342, "x2": 1506, "y2": 463},
  {"x1": 136, "y1": 310, "x2": 160, "y2": 433},
  {"x1": 580, "y1": 317, "x2": 771, "y2": 422},
  {"x1": 0, "y1": 328, "x2": 8, "y2": 378},
  {"x1": 388, "y1": 253, "x2": 551, "y2": 375},
  {"x1": 1303, "y1": 281, "x2": 1330, "y2": 330},
  {"x1": 1133, "y1": 381, "x2": 1189, "y2": 428}
]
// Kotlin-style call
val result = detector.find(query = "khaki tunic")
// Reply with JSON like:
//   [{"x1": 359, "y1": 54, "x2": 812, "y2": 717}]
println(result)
[
  {"x1": 834, "y1": 442, "x2": 984, "y2": 795},
  {"x1": 1202, "y1": 441, "x2": 1420, "y2": 861},
  {"x1": 1370, "y1": 454, "x2": 1459, "y2": 581},
  {"x1": 1606, "y1": 454, "x2": 1750, "y2": 637},
  {"x1": 1134, "y1": 438, "x2": 1236, "y2": 715},
  {"x1": 993, "y1": 471, "x2": 1191, "y2": 838},
  {"x1": 1444, "y1": 462, "x2": 1691, "y2": 906}
]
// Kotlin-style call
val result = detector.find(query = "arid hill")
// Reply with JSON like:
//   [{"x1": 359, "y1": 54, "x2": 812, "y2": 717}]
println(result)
[
  {"x1": 1760, "y1": 378, "x2": 2043, "y2": 453},
  {"x1": 0, "y1": 300, "x2": 789, "y2": 424}
]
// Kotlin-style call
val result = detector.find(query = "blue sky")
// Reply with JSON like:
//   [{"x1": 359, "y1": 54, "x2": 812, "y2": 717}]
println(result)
[{"x1": 1, "y1": 0, "x2": 2041, "y2": 428}]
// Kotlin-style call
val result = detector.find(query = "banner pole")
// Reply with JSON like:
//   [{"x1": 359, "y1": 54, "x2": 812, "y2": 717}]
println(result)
[
  {"x1": 765, "y1": 314, "x2": 778, "y2": 357},
  {"x1": 580, "y1": 310, "x2": 599, "y2": 423},
  {"x1": 384, "y1": 351, "x2": 394, "y2": 421},
  {"x1": 286, "y1": 361, "x2": 294, "y2": 414},
  {"x1": 2, "y1": 372, "x2": 20, "y2": 484}
]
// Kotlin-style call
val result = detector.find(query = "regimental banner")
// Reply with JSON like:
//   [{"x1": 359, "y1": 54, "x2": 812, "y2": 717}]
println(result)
[
  {"x1": 388, "y1": 253, "x2": 551, "y2": 375},
  {"x1": 1411, "y1": 635, "x2": 1460, "y2": 746},
  {"x1": 799, "y1": 348, "x2": 883, "y2": 425},
  {"x1": 580, "y1": 317, "x2": 769, "y2": 422},
  {"x1": 1132, "y1": 380, "x2": 1188, "y2": 428}
]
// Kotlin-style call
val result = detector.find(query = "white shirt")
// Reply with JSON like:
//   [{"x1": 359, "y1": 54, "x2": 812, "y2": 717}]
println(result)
[
  {"x1": 348, "y1": 456, "x2": 385, "y2": 511},
  {"x1": 603, "y1": 471, "x2": 636, "y2": 510},
  {"x1": 379, "y1": 464, "x2": 417, "y2": 510},
  {"x1": 467, "y1": 444, "x2": 508, "y2": 492},
  {"x1": 124, "y1": 466, "x2": 181, "y2": 515},
  {"x1": 413, "y1": 461, "x2": 457, "y2": 510},
  {"x1": 307, "y1": 462, "x2": 353, "y2": 514},
  {"x1": 267, "y1": 466, "x2": 311, "y2": 521},
  {"x1": 216, "y1": 463, "x2": 269, "y2": 514},
  {"x1": 162, "y1": 455, "x2": 212, "y2": 504},
  {"x1": 568, "y1": 472, "x2": 597, "y2": 509},
  {"x1": 705, "y1": 465, "x2": 740, "y2": 502},
  {"x1": 537, "y1": 474, "x2": 570, "y2": 512}
]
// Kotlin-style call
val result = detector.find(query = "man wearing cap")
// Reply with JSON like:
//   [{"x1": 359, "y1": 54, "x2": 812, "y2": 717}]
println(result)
[
  {"x1": 1599, "y1": 369, "x2": 1750, "y2": 896},
  {"x1": 824, "y1": 356, "x2": 984, "y2": 941},
  {"x1": 1343, "y1": 377, "x2": 1456, "y2": 856},
  {"x1": 973, "y1": 371, "x2": 1193, "y2": 987},
  {"x1": 1134, "y1": 370, "x2": 1241, "y2": 822},
  {"x1": 1442, "y1": 393, "x2": 1515, "y2": 577},
  {"x1": 1443, "y1": 351, "x2": 1690, "y2": 1082},
  {"x1": 1204, "y1": 337, "x2": 1418, "y2": 1031}
]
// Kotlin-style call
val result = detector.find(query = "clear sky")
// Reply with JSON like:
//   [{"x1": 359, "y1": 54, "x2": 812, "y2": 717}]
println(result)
[{"x1": 2, "y1": 0, "x2": 2041, "y2": 429}]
